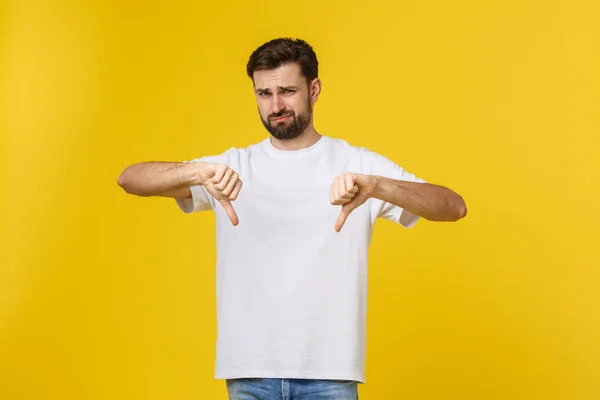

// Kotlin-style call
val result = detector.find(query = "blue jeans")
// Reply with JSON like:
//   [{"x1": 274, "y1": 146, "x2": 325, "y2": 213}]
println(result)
[{"x1": 226, "y1": 378, "x2": 359, "y2": 400}]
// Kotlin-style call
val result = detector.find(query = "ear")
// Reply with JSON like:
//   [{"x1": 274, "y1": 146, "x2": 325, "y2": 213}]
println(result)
[{"x1": 309, "y1": 78, "x2": 322, "y2": 104}]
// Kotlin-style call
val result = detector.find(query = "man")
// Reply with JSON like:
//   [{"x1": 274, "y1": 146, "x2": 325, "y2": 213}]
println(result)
[{"x1": 118, "y1": 37, "x2": 466, "y2": 400}]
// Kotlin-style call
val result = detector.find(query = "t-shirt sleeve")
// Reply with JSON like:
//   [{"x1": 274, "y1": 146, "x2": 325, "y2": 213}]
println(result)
[
  {"x1": 174, "y1": 149, "x2": 235, "y2": 214},
  {"x1": 362, "y1": 149, "x2": 427, "y2": 228}
]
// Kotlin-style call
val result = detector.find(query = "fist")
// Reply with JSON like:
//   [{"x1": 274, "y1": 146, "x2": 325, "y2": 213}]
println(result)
[
  {"x1": 330, "y1": 173, "x2": 377, "y2": 232},
  {"x1": 198, "y1": 162, "x2": 243, "y2": 225}
]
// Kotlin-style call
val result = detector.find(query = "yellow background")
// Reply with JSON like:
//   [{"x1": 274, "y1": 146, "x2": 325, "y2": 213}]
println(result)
[{"x1": 1, "y1": 0, "x2": 599, "y2": 399}]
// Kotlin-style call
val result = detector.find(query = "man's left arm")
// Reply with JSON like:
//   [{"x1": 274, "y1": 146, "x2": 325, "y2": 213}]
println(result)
[
  {"x1": 370, "y1": 176, "x2": 467, "y2": 224},
  {"x1": 330, "y1": 173, "x2": 467, "y2": 232}
]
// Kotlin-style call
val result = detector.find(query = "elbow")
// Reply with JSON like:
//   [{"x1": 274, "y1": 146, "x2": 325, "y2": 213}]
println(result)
[
  {"x1": 453, "y1": 196, "x2": 467, "y2": 221},
  {"x1": 117, "y1": 172, "x2": 126, "y2": 190},
  {"x1": 117, "y1": 169, "x2": 137, "y2": 195},
  {"x1": 439, "y1": 194, "x2": 466, "y2": 222},
  {"x1": 118, "y1": 167, "x2": 151, "y2": 197}
]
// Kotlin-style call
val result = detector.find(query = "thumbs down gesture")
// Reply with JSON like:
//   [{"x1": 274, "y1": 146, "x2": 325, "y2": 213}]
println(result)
[{"x1": 330, "y1": 173, "x2": 378, "y2": 232}]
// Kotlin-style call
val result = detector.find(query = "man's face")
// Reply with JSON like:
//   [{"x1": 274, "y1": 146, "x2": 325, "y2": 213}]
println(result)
[{"x1": 253, "y1": 63, "x2": 316, "y2": 140}]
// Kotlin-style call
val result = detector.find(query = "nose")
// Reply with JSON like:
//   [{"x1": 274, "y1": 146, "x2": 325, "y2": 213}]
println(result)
[{"x1": 271, "y1": 94, "x2": 285, "y2": 114}]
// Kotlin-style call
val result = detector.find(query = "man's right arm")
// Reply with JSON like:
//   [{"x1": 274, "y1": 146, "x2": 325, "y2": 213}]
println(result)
[
  {"x1": 117, "y1": 161, "x2": 203, "y2": 198},
  {"x1": 117, "y1": 161, "x2": 243, "y2": 225}
]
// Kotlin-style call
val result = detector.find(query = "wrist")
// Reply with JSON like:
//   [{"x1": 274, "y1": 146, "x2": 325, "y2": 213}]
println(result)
[
  {"x1": 366, "y1": 175, "x2": 384, "y2": 198},
  {"x1": 190, "y1": 161, "x2": 208, "y2": 186},
  {"x1": 370, "y1": 175, "x2": 390, "y2": 199}
]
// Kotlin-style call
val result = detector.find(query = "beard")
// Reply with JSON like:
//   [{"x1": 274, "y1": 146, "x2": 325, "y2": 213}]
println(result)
[{"x1": 260, "y1": 98, "x2": 312, "y2": 140}]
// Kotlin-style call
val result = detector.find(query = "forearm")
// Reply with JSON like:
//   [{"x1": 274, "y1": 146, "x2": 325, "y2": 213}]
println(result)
[
  {"x1": 117, "y1": 161, "x2": 204, "y2": 197},
  {"x1": 372, "y1": 176, "x2": 467, "y2": 221}
]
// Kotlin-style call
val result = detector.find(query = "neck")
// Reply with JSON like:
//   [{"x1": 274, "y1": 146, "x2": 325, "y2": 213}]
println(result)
[{"x1": 269, "y1": 126, "x2": 322, "y2": 151}]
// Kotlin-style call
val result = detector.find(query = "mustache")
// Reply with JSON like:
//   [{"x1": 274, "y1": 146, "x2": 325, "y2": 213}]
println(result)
[{"x1": 268, "y1": 111, "x2": 294, "y2": 121}]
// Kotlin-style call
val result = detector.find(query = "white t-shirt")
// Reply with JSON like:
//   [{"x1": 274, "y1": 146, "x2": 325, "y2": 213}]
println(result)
[{"x1": 175, "y1": 135, "x2": 426, "y2": 383}]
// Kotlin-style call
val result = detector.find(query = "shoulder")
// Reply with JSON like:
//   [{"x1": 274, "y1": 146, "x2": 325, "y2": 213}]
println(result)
[
  {"x1": 189, "y1": 140, "x2": 263, "y2": 165},
  {"x1": 325, "y1": 136, "x2": 358, "y2": 152},
  {"x1": 325, "y1": 136, "x2": 398, "y2": 172}
]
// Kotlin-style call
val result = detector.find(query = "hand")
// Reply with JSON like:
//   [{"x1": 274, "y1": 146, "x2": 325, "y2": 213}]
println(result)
[
  {"x1": 198, "y1": 162, "x2": 243, "y2": 225},
  {"x1": 330, "y1": 173, "x2": 377, "y2": 232}
]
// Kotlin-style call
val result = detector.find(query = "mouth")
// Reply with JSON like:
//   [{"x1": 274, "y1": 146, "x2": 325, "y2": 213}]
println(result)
[{"x1": 270, "y1": 115, "x2": 292, "y2": 123}]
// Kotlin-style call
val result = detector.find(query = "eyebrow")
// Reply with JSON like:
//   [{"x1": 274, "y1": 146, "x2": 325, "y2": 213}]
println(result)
[{"x1": 255, "y1": 86, "x2": 300, "y2": 92}]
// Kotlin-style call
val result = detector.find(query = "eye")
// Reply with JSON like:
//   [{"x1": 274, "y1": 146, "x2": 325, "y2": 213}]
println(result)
[
  {"x1": 258, "y1": 91, "x2": 270, "y2": 97},
  {"x1": 283, "y1": 89, "x2": 294, "y2": 94}
]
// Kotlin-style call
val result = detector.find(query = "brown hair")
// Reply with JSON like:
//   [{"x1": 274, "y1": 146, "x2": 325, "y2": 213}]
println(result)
[{"x1": 246, "y1": 37, "x2": 319, "y2": 85}]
